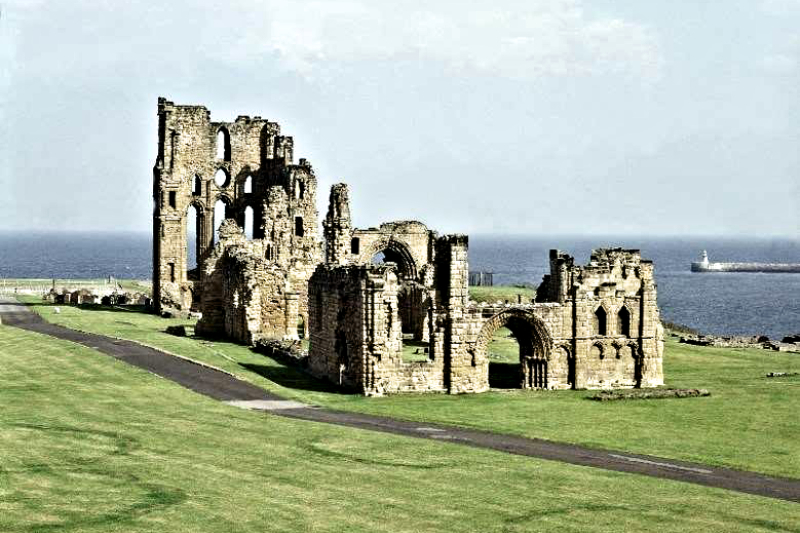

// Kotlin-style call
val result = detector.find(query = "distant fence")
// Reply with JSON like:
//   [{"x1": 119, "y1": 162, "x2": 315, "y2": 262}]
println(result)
[
  {"x1": 0, "y1": 277, "x2": 125, "y2": 297},
  {"x1": 469, "y1": 271, "x2": 493, "y2": 287}
]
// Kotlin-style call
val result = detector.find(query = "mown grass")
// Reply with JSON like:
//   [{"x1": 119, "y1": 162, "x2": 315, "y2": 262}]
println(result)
[
  {"x1": 2, "y1": 324, "x2": 800, "y2": 532},
  {"x1": 469, "y1": 285, "x2": 536, "y2": 304},
  {"x1": 20, "y1": 297, "x2": 800, "y2": 480},
  {"x1": 488, "y1": 327, "x2": 521, "y2": 363}
]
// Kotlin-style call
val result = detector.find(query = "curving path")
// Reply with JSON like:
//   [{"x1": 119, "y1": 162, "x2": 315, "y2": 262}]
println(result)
[{"x1": 1, "y1": 298, "x2": 798, "y2": 503}]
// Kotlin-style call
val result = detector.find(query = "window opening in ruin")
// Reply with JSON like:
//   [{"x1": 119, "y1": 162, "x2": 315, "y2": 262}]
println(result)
[
  {"x1": 244, "y1": 206, "x2": 254, "y2": 240},
  {"x1": 618, "y1": 306, "x2": 631, "y2": 337},
  {"x1": 217, "y1": 128, "x2": 231, "y2": 161},
  {"x1": 294, "y1": 216, "x2": 304, "y2": 237},
  {"x1": 297, "y1": 316, "x2": 306, "y2": 340},
  {"x1": 193, "y1": 175, "x2": 202, "y2": 196},
  {"x1": 371, "y1": 245, "x2": 426, "y2": 361},
  {"x1": 168, "y1": 191, "x2": 176, "y2": 209},
  {"x1": 214, "y1": 168, "x2": 229, "y2": 188},
  {"x1": 169, "y1": 263, "x2": 176, "y2": 283},
  {"x1": 265, "y1": 244, "x2": 272, "y2": 261},
  {"x1": 296, "y1": 180, "x2": 305, "y2": 199},
  {"x1": 594, "y1": 306, "x2": 607, "y2": 336},
  {"x1": 213, "y1": 199, "x2": 228, "y2": 244},
  {"x1": 351, "y1": 237, "x2": 360, "y2": 255},
  {"x1": 244, "y1": 175, "x2": 252, "y2": 194},
  {"x1": 186, "y1": 204, "x2": 199, "y2": 273}
]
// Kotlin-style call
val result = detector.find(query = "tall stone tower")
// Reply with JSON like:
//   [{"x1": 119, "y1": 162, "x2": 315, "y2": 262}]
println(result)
[
  {"x1": 152, "y1": 97, "x2": 319, "y2": 313},
  {"x1": 322, "y1": 183, "x2": 352, "y2": 265}
]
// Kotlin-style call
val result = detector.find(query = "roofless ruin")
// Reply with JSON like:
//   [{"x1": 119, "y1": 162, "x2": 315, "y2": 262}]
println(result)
[{"x1": 152, "y1": 98, "x2": 664, "y2": 395}]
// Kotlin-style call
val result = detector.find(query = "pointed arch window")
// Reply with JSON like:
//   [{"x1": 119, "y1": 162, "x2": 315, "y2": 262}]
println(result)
[
  {"x1": 217, "y1": 128, "x2": 231, "y2": 161},
  {"x1": 594, "y1": 306, "x2": 607, "y2": 336},
  {"x1": 618, "y1": 306, "x2": 631, "y2": 337}
]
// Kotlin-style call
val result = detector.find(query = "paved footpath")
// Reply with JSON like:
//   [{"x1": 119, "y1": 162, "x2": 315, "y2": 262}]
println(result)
[{"x1": 1, "y1": 298, "x2": 798, "y2": 503}]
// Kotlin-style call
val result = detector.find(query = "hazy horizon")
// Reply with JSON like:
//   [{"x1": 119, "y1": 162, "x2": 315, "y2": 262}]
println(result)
[
  {"x1": 2, "y1": 229, "x2": 799, "y2": 242},
  {"x1": 1, "y1": 1, "x2": 798, "y2": 237}
]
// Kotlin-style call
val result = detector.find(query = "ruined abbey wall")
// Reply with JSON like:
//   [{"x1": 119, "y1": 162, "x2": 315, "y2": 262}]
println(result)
[
  {"x1": 308, "y1": 233, "x2": 468, "y2": 395},
  {"x1": 153, "y1": 98, "x2": 320, "y2": 342},
  {"x1": 309, "y1": 186, "x2": 664, "y2": 395},
  {"x1": 535, "y1": 248, "x2": 664, "y2": 388},
  {"x1": 151, "y1": 100, "x2": 663, "y2": 394}
]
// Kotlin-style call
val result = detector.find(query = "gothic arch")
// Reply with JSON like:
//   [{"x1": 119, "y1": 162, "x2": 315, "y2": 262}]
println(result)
[
  {"x1": 594, "y1": 305, "x2": 608, "y2": 336},
  {"x1": 475, "y1": 309, "x2": 553, "y2": 389},
  {"x1": 617, "y1": 305, "x2": 632, "y2": 337},
  {"x1": 476, "y1": 308, "x2": 553, "y2": 357},
  {"x1": 217, "y1": 127, "x2": 231, "y2": 161},
  {"x1": 359, "y1": 237, "x2": 419, "y2": 280}
]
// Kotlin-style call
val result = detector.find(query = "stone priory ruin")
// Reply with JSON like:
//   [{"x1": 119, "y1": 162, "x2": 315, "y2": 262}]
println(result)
[{"x1": 152, "y1": 99, "x2": 664, "y2": 395}]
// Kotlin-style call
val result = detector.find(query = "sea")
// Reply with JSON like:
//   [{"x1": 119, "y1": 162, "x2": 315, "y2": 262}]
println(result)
[{"x1": 1, "y1": 232, "x2": 798, "y2": 340}]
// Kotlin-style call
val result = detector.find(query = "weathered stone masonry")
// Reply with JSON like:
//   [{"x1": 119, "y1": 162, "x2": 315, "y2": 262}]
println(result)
[
  {"x1": 151, "y1": 99, "x2": 664, "y2": 394},
  {"x1": 152, "y1": 98, "x2": 320, "y2": 342},
  {"x1": 308, "y1": 185, "x2": 664, "y2": 395}
]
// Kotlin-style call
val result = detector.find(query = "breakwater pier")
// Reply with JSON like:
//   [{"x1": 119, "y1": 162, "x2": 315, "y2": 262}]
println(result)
[{"x1": 691, "y1": 251, "x2": 800, "y2": 273}]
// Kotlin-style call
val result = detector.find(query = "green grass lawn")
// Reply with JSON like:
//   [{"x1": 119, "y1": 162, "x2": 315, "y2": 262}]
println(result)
[
  {"x1": 401, "y1": 339, "x2": 431, "y2": 362},
  {"x1": 488, "y1": 327, "x2": 521, "y2": 362},
  {"x1": 18, "y1": 298, "x2": 800, "y2": 480},
  {"x1": 2, "y1": 324, "x2": 799, "y2": 532},
  {"x1": 469, "y1": 285, "x2": 536, "y2": 304}
]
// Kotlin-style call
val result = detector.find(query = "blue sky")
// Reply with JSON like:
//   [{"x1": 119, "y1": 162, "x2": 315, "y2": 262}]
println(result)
[{"x1": 1, "y1": 0, "x2": 798, "y2": 236}]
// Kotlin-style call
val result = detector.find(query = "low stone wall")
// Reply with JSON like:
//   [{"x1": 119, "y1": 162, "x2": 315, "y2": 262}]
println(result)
[
  {"x1": 589, "y1": 388, "x2": 710, "y2": 401},
  {"x1": 679, "y1": 334, "x2": 800, "y2": 353}
]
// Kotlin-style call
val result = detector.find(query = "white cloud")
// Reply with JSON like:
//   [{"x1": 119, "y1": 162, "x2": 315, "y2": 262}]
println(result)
[{"x1": 215, "y1": 0, "x2": 662, "y2": 81}]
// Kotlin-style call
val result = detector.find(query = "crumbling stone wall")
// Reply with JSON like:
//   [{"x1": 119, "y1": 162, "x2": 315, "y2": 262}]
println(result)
[
  {"x1": 534, "y1": 248, "x2": 664, "y2": 388},
  {"x1": 152, "y1": 98, "x2": 319, "y2": 316},
  {"x1": 308, "y1": 236, "x2": 465, "y2": 395},
  {"x1": 151, "y1": 100, "x2": 664, "y2": 392},
  {"x1": 154, "y1": 98, "x2": 321, "y2": 343},
  {"x1": 323, "y1": 185, "x2": 437, "y2": 342},
  {"x1": 310, "y1": 185, "x2": 664, "y2": 395}
]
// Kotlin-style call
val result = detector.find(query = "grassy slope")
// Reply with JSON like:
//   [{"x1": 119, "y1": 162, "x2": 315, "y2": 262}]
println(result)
[
  {"x1": 20, "y1": 298, "x2": 800, "y2": 480},
  {"x1": 2, "y1": 324, "x2": 799, "y2": 532},
  {"x1": 469, "y1": 285, "x2": 536, "y2": 304}
]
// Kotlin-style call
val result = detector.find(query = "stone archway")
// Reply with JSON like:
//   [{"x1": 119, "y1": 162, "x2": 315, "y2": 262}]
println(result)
[
  {"x1": 359, "y1": 237, "x2": 419, "y2": 280},
  {"x1": 362, "y1": 238, "x2": 425, "y2": 339},
  {"x1": 475, "y1": 309, "x2": 552, "y2": 389}
]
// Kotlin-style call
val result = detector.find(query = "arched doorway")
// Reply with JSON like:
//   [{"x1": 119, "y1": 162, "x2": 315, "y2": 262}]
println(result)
[
  {"x1": 367, "y1": 239, "x2": 424, "y2": 340},
  {"x1": 476, "y1": 310, "x2": 551, "y2": 389}
]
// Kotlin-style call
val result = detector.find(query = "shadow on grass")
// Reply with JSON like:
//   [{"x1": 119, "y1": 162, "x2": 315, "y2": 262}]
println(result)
[
  {"x1": 240, "y1": 362, "x2": 346, "y2": 394},
  {"x1": 489, "y1": 362, "x2": 522, "y2": 389}
]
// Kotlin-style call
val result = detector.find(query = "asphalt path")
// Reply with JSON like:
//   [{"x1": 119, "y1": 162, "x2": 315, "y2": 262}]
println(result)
[{"x1": 1, "y1": 298, "x2": 798, "y2": 503}]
